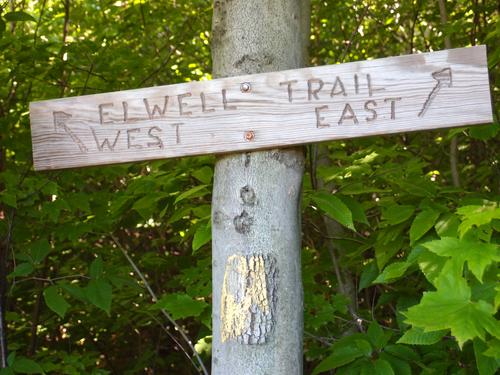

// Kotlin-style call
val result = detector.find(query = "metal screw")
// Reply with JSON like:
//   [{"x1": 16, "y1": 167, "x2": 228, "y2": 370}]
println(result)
[
  {"x1": 240, "y1": 82, "x2": 251, "y2": 93},
  {"x1": 244, "y1": 131, "x2": 255, "y2": 141}
]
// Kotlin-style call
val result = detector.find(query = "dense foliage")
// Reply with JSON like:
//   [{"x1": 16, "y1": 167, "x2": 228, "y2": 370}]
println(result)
[{"x1": 0, "y1": 0, "x2": 498, "y2": 374}]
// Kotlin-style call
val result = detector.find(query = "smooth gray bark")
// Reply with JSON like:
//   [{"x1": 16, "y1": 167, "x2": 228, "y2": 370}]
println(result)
[{"x1": 211, "y1": 1, "x2": 310, "y2": 374}]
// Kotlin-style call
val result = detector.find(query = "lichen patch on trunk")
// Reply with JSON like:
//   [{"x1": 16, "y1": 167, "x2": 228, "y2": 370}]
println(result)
[{"x1": 221, "y1": 254, "x2": 278, "y2": 345}]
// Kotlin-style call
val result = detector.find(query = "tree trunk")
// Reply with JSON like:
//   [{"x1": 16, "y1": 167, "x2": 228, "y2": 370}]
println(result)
[{"x1": 211, "y1": 1, "x2": 310, "y2": 374}]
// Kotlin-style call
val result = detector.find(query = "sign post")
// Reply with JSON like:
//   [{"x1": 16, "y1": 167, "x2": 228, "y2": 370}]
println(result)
[
  {"x1": 29, "y1": 45, "x2": 493, "y2": 373},
  {"x1": 30, "y1": 46, "x2": 492, "y2": 171}
]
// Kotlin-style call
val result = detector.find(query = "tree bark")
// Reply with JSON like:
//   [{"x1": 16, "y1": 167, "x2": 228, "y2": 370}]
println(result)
[{"x1": 211, "y1": 1, "x2": 310, "y2": 373}]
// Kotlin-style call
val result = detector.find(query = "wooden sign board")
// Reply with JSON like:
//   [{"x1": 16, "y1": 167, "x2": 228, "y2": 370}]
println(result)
[{"x1": 30, "y1": 46, "x2": 492, "y2": 171}]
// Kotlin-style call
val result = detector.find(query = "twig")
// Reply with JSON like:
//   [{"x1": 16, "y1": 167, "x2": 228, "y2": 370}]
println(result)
[
  {"x1": 8, "y1": 0, "x2": 15, "y2": 33},
  {"x1": 146, "y1": 311, "x2": 200, "y2": 368},
  {"x1": 81, "y1": 62, "x2": 94, "y2": 95},
  {"x1": 59, "y1": 0, "x2": 70, "y2": 97},
  {"x1": 0, "y1": 209, "x2": 14, "y2": 368},
  {"x1": 28, "y1": 259, "x2": 48, "y2": 357},
  {"x1": 139, "y1": 0, "x2": 147, "y2": 30},
  {"x1": 304, "y1": 331, "x2": 336, "y2": 346},
  {"x1": 309, "y1": 145, "x2": 319, "y2": 190},
  {"x1": 339, "y1": 1, "x2": 370, "y2": 63},
  {"x1": 111, "y1": 235, "x2": 208, "y2": 375},
  {"x1": 33, "y1": 0, "x2": 47, "y2": 45},
  {"x1": 306, "y1": 218, "x2": 367, "y2": 243},
  {"x1": 437, "y1": 0, "x2": 460, "y2": 188},
  {"x1": 409, "y1": 0, "x2": 422, "y2": 53},
  {"x1": 138, "y1": 47, "x2": 175, "y2": 87},
  {"x1": 0, "y1": 301, "x2": 6, "y2": 368},
  {"x1": 323, "y1": 217, "x2": 364, "y2": 333},
  {"x1": 12, "y1": 275, "x2": 90, "y2": 287}
]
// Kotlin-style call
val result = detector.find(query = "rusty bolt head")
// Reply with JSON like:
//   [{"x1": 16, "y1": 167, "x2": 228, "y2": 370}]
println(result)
[
  {"x1": 240, "y1": 82, "x2": 251, "y2": 93},
  {"x1": 245, "y1": 131, "x2": 255, "y2": 141}
]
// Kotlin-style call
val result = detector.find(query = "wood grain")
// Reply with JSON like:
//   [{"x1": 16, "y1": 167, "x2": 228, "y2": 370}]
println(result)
[{"x1": 30, "y1": 46, "x2": 493, "y2": 171}]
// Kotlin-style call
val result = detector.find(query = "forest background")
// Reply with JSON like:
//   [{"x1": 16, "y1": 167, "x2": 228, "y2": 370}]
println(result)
[{"x1": 0, "y1": 0, "x2": 499, "y2": 374}]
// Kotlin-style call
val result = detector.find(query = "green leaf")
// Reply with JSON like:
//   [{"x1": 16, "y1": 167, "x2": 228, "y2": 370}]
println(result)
[
  {"x1": 422, "y1": 237, "x2": 500, "y2": 282},
  {"x1": 167, "y1": 206, "x2": 192, "y2": 224},
  {"x1": 338, "y1": 195, "x2": 369, "y2": 225},
  {"x1": 382, "y1": 205, "x2": 415, "y2": 225},
  {"x1": 367, "y1": 321, "x2": 390, "y2": 350},
  {"x1": 131, "y1": 192, "x2": 170, "y2": 219},
  {"x1": 417, "y1": 248, "x2": 446, "y2": 285},
  {"x1": 483, "y1": 338, "x2": 500, "y2": 358},
  {"x1": 66, "y1": 192, "x2": 90, "y2": 213},
  {"x1": 474, "y1": 338, "x2": 500, "y2": 375},
  {"x1": 311, "y1": 192, "x2": 355, "y2": 230},
  {"x1": 11, "y1": 357, "x2": 43, "y2": 374},
  {"x1": 375, "y1": 235, "x2": 404, "y2": 269},
  {"x1": 434, "y1": 213, "x2": 460, "y2": 238},
  {"x1": 340, "y1": 183, "x2": 389, "y2": 195},
  {"x1": 192, "y1": 166, "x2": 213, "y2": 184},
  {"x1": 383, "y1": 344, "x2": 419, "y2": 361},
  {"x1": 355, "y1": 151, "x2": 378, "y2": 164},
  {"x1": 457, "y1": 205, "x2": 500, "y2": 237},
  {"x1": 373, "y1": 261, "x2": 411, "y2": 284},
  {"x1": 192, "y1": 223, "x2": 211, "y2": 252},
  {"x1": 359, "y1": 261, "x2": 378, "y2": 291},
  {"x1": 397, "y1": 327, "x2": 446, "y2": 345},
  {"x1": 410, "y1": 209, "x2": 440, "y2": 244},
  {"x1": 86, "y1": 279, "x2": 112, "y2": 314},
  {"x1": 312, "y1": 336, "x2": 372, "y2": 374},
  {"x1": 9, "y1": 263, "x2": 34, "y2": 278},
  {"x1": 397, "y1": 180, "x2": 436, "y2": 197},
  {"x1": 43, "y1": 286, "x2": 70, "y2": 318},
  {"x1": 4, "y1": 11, "x2": 36, "y2": 22},
  {"x1": 403, "y1": 264, "x2": 500, "y2": 348},
  {"x1": 379, "y1": 353, "x2": 411, "y2": 375},
  {"x1": 358, "y1": 360, "x2": 375, "y2": 375},
  {"x1": 0, "y1": 192, "x2": 17, "y2": 208},
  {"x1": 30, "y1": 239, "x2": 51, "y2": 264},
  {"x1": 0, "y1": 17, "x2": 5, "y2": 36},
  {"x1": 89, "y1": 257, "x2": 104, "y2": 279},
  {"x1": 155, "y1": 293, "x2": 207, "y2": 320},
  {"x1": 60, "y1": 284, "x2": 87, "y2": 303},
  {"x1": 373, "y1": 359, "x2": 394, "y2": 375},
  {"x1": 469, "y1": 122, "x2": 499, "y2": 140},
  {"x1": 7, "y1": 352, "x2": 15, "y2": 367},
  {"x1": 0, "y1": 367, "x2": 15, "y2": 375},
  {"x1": 174, "y1": 185, "x2": 208, "y2": 204}
]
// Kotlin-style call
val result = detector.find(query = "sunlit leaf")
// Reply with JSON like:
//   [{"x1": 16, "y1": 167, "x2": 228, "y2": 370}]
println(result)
[
  {"x1": 397, "y1": 327, "x2": 446, "y2": 345},
  {"x1": 174, "y1": 185, "x2": 209, "y2": 204},
  {"x1": 422, "y1": 237, "x2": 500, "y2": 283},
  {"x1": 404, "y1": 263, "x2": 499, "y2": 348},
  {"x1": 192, "y1": 223, "x2": 211, "y2": 252},
  {"x1": 311, "y1": 191, "x2": 355, "y2": 230},
  {"x1": 373, "y1": 261, "x2": 411, "y2": 284},
  {"x1": 410, "y1": 209, "x2": 440, "y2": 244}
]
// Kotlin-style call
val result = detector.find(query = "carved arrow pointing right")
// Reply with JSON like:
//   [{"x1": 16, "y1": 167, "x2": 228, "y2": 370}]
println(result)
[{"x1": 418, "y1": 67, "x2": 452, "y2": 117}]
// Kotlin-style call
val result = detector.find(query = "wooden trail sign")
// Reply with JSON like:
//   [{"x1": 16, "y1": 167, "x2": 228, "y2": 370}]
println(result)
[{"x1": 30, "y1": 45, "x2": 492, "y2": 171}]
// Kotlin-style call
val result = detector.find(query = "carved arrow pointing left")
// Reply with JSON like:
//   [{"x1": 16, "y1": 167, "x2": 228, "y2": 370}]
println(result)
[{"x1": 52, "y1": 111, "x2": 88, "y2": 153}]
